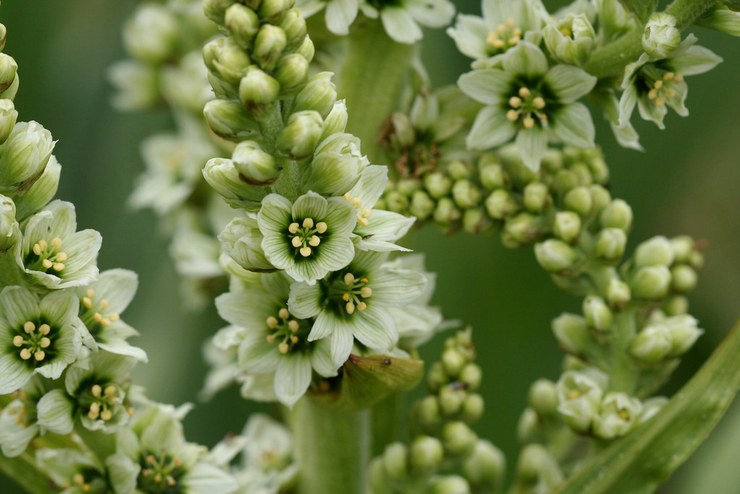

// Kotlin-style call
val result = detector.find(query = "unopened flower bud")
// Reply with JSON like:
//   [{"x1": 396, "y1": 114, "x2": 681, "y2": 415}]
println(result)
[
  {"x1": 0, "y1": 121, "x2": 54, "y2": 192},
  {"x1": 564, "y1": 186, "x2": 592, "y2": 216},
  {"x1": 556, "y1": 370, "x2": 603, "y2": 432},
  {"x1": 321, "y1": 100, "x2": 348, "y2": 138},
  {"x1": 203, "y1": 99, "x2": 259, "y2": 141},
  {"x1": 203, "y1": 0, "x2": 240, "y2": 23},
  {"x1": 462, "y1": 440, "x2": 505, "y2": 490},
  {"x1": 123, "y1": 5, "x2": 179, "y2": 64},
  {"x1": 279, "y1": 8, "x2": 308, "y2": 46},
  {"x1": 670, "y1": 264, "x2": 697, "y2": 292},
  {"x1": 452, "y1": 180, "x2": 481, "y2": 209},
  {"x1": 202, "y1": 157, "x2": 267, "y2": 209},
  {"x1": 552, "y1": 313, "x2": 590, "y2": 355},
  {"x1": 219, "y1": 216, "x2": 274, "y2": 271},
  {"x1": 535, "y1": 239, "x2": 577, "y2": 272},
  {"x1": 386, "y1": 190, "x2": 409, "y2": 213},
  {"x1": 593, "y1": 392, "x2": 642, "y2": 439},
  {"x1": 517, "y1": 407, "x2": 540, "y2": 443},
  {"x1": 544, "y1": 13, "x2": 595, "y2": 65},
  {"x1": 583, "y1": 296, "x2": 612, "y2": 332},
  {"x1": 600, "y1": 199, "x2": 633, "y2": 231},
  {"x1": 442, "y1": 348, "x2": 466, "y2": 377},
  {"x1": 630, "y1": 324, "x2": 672, "y2": 363},
  {"x1": 204, "y1": 36, "x2": 251, "y2": 85},
  {"x1": 523, "y1": 182, "x2": 549, "y2": 213},
  {"x1": 253, "y1": 25, "x2": 287, "y2": 71},
  {"x1": 553, "y1": 211, "x2": 581, "y2": 243},
  {"x1": 0, "y1": 72, "x2": 18, "y2": 101},
  {"x1": 0, "y1": 194, "x2": 18, "y2": 251},
  {"x1": 0, "y1": 99, "x2": 18, "y2": 144},
  {"x1": 294, "y1": 72, "x2": 337, "y2": 118},
  {"x1": 430, "y1": 476, "x2": 471, "y2": 494},
  {"x1": 442, "y1": 421, "x2": 477, "y2": 457},
  {"x1": 0, "y1": 54, "x2": 17, "y2": 93},
  {"x1": 517, "y1": 444, "x2": 562, "y2": 485},
  {"x1": 439, "y1": 386, "x2": 464, "y2": 417},
  {"x1": 275, "y1": 53, "x2": 309, "y2": 92},
  {"x1": 635, "y1": 236, "x2": 674, "y2": 267},
  {"x1": 479, "y1": 161, "x2": 507, "y2": 190},
  {"x1": 461, "y1": 393, "x2": 485, "y2": 423},
  {"x1": 529, "y1": 379, "x2": 558, "y2": 416},
  {"x1": 225, "y1": 4, "x2": 260, "y2": 47},
  {"x1": 463, "y1": 208, "x2": 489, "y2": 234},
  {"x1": 503, "y1": 213, "x2": 543, "y2": 247},
  {"x1": 239, "y1": 66, "x2": 280, "y2": 108},
  {"x1": 0, "y1": 23, "x2": 6, "y2": 51},
  {"x1": 12, "y1": 155, "x2": 60, "y2": 221},
  {"x1": 415, "y1": 395, "x2": 441, "y2": 429},
  {"x1": 388, "y1": 113, "x2": 415, "y2": 148},
  {"x1": 410, "y1": 190, "x2": 435, "y2": 220},
  {"x1": 434, "y1": 197, "x2": 461, "y2": 226},
  {"x1": 631, "y1": 265, "x2": 671, "y2": 299},
  {"x1": 232, "y1": 140, "x2": 278, "y2": 183},
  {"x1": 589, "y1": 185, "x2": 612, "y2": 214},
  {"x1": 424, "y1": 171, "x2": 452, "y2": 199},
  {"x1": 295, "y1": 35, "x2": 315, "y2": 61},
  {"x1": 409, "y1": 435, "x2": 444, "y2": 474},
  {"x1": 259, "y1": 0, "x2": 293, "y2": 18},
  {"x1": 447, "y1": 160, "x2": 471, "y2": 180},
  {"x1": 643, "y1": 13, "x2": 681, "y2": 59},
  {"x1": 485, "y1": 189, "x2": 519, "y2": 220},
  {"x1": 595, "y1": 227, "x2": 627, "y2": 262},
  {"x1": 277, "y1": 110, "x2": 323, "y2": 159},
  {"x1": 382, "y1": 442, "x2": 408, "y2": 480},
  {"x1": 670, "y1": 235, "x2": 694, "y2": 263},
  {"x1": 606, "y1": 278, "x2": 631, "y2": 307},
  {"x1": 665, "y1": 315, "x2": 702, "y2": 357}
]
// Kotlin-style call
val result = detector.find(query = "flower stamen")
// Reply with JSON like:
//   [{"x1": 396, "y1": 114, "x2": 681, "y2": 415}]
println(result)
[
  {"x1": 507, "y1": 86, "x2": 548, "y2": 129},
  {"x1": 288, "y1": 218, "x2": 327, "y2": 258},
  {"x1": 14, "y1": 320, "x2": 54, "y2": 364},
  {"x1": 486, "y1": 18, "x2": 522, "y2": 52}
]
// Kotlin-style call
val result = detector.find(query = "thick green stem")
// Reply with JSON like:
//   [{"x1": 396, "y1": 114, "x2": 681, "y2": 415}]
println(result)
[
  {"x1": 0, "y1": 452, "x2": 50, "y2": 494},
  {"x1": 586, "y1": 0, "x2": 719, "y2": 79},
  {"x1": 337, "y1": 19, "x2": 415, "y2": 162},
  {"x1": 292, "y1": 396, "x2": 371, "y2": 494}
]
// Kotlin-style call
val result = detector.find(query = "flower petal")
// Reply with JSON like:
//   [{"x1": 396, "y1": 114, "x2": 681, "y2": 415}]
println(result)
[
  {"x1": 543, "y1": 65, "x2": 597, "y2": 103},
  {"x1": 257, "y1": 194, "x2": 293, "y2": 235},
  {"x1": 0, "y1": 286, "x2": 39, "y2": 328},
  {"x1": 310, "y1": 339, "x2": 339, "y2": 377},
  {"x1": 516, "y1": 126, "x2": 548, "y2": 171},
  {"x1": 502, "y1": 41, "x2": 548, "y2": 78},
  {"x1": 407, "y1": 0, "x2": 455, "y2": 28},
  {"x1": 348, "y1": 305, "x2": 397, "y2": 352},
  {"x1": 551, "y1": 102, "x2": 595, "y2": 148},
  {"x1": 325, "y1": 0, "x2": 360, "y2": 35},
  {"x1": 369, "y1": 268, "x2": 427, "y2": 305},
  {"x1": 447, "y1": 15, "x2": 489, "y2": 60},
  {"x1": 36, "y1": 389, "x2": 74, "y2": 435},
  {"x1": 274, "y1": 354, "x2": 312, "y2": 406},
  {"x1": 238, "y1": 332, "x2": 280, "y2": 374},
  {"x1": 381, "y1": 7, "x2": 423, "y2": 44},
  {"x1": 287, "y1": 282, "x2": 323, "y2": 319},
  {"x1": 0, "y1": 354, "x2": 31, "y2": 394},
  {"x1": 467, "y1": 106, "x2": 517, "y2": 150},
  {"x1": 458, "y1": 69, "x2": 510, "y2": 105},
  {"x1": 293, "y1": 191, "x2": 329, "y2": 221}
]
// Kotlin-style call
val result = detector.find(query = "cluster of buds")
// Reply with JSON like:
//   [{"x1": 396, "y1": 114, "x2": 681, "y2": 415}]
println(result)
[{"x1": 370, "y1": 329, "x2": 505, "y2": 493}]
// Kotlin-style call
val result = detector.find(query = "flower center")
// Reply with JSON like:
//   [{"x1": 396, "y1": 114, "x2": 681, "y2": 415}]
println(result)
[
  {"x1": 288, "y1": 217, "x2": 327, "y2": 258},
  {"x1": 343, "y1": 192, "x2": 373, "y2": 226},
  {"x1": 265, "y1": 307, "x2": 304, "y2": 354},
  {"x1": 13, "y1": 320, "x2": 53, "y2": 363},
  {"x1": 138, "y1": 452, "x2": 186, "y2": 493},
  {"x1": 646, "y1": 71, "x2": 683, "y2": 107},
  {"x1": 84, "y1": 383, "x2": 121, "y2": 422},
  {"x1": 337, "y1": 272, "x2": 373, "y2": 315},
  {"x1": 6, "y1": 391, "x2": 35, "y2": 427},
  {"x1": 486, "y1": 19, "x2": 522, "y2": 52},
  {"x1": 506, "y1": 86, "x2": 548, "y2": 129},
  {"x1": 27, "y1": 237, "x2": 68, "y2": 274},
  {"x1": 81, "y1": 288, "x2": 120, "y2": 334}
]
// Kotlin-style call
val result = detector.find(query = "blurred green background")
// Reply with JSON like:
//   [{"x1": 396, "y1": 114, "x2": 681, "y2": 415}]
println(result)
[{"x1": 1, "y1": 1, "x2": 738, "y2": 492}]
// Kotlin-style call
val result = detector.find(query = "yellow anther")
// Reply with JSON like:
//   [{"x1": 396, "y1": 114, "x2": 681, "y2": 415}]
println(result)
[
  {"x1": 266, "y1": 334, "x2": 276, "y2": 343},
  {"x1": 105, "y1": 385, "x2": 117, "y2": 397},
  {"x1": 38, "y1": 239, "x2": 47, "y2": 250},
  {"x1": 288, "y1": 222, "x2": 299, "y2": 234},
  {"x1": 665, "y1": 88, "x2": 676, "y2": 98},
  {"x1": 316, "y1": 222, "x2": 328, "y2": 234},
  {"x1": 291, "y1": 335, "x2": 299, "y2": 344},
  {"x1": 343, "y1": 192, "x2": 352, "y2": 201},
  {"x1": 519, "y1": 87, "x2": 531, "y2": 98},
  {"x1": 86, "y1": 289, "x2": 94, "y2": 298},
  {"x1": 509, "y1": 96, "x2": 522, "y2": 108},
  {"x1": 12, "y1": 335, "x2": 23, "y2": 347},
  {"x1": 266, "y1": 316, "x2": 278, "y2": 328},
  {"x1": 288, "y1": 320, "x2": 299, "y2": 332},
  {"x1": 167, "y1": 477, "x2": 176, "y2": 487},
  {"x1": 91, "y1": 384, "x2": 102, "y2": 397},
  {"x1": 342, "y1": 293, "x2": 350, "y2": 302},
  {"x1": 506, "y1": 109, "x2": 519, "y2": 122},
  {"x1": 533, "y1": 97, "x2": 546, "y2": 109},
  {"x1": 618, "y1": 409, "x2": 631, "y2": 421},
  {"x1": 146, "y1": 455, "x2": 156, "y2": 465},
  {"x1": 357, "y1": 301, "x2": 367, "y2": 311},
  {"x1": 51, "y1": 237, "x2": 62, "y2": 249},
  {"x1": 94, "y1": 313, "x2": 103, "y2": 323},
  {"x1": 308, "y1": 235, "x2": 321, "y2": 247},
  {"x1": 302, "y1": 217, "x2": 314, "y2": 229},
  {"x1": 647, "y1": 89, "x2": 657, "y2": 100},
  {"x1": 109, "y1": 313, "x2": 120, "y2": 322},
  {"x1": 344, "y1": 272, "x2": 355, "y2": 285},
  {"x1": 154, "y1": 474, "x2": 162, "y2": 484},
  {"x1": 653, "y1": 80, "x2": 663, "y2": 89},
  {"x1": 299, "y1": 246, "x2": 311, "y2": 257},
  {"x1": 55, "y1": 252, "x2": 68, "y2": 262},
  {"x1": 23, "y1": 321, "x2": 35, "y2": 334},
  {"x1": 345, "y1": 302, "x2": 355, "y2": 314},
  {"x1": 360, "y1": 277, "x2": 369, "y2": 283},
  {"x1": 278, "y1": 308, "x2": 289, "y2": 319},
  {"x1": 99, "y1": 299, "x2": 109, "y2": 310},
  {"x1": 53, "y1": 263, "x2": 65, "y2": 272},
  {"x1": 83, "y1": 297, "x2": 93, "y2": 309},
  {"x1": 663, "y1": 72, "x2": 674, "y2": 80},
  {"x1": 674, "y1": 74, "x2": 684, "y2": 82},
  {"x1": 42, "y1": 259, "x2": 53, "y2": 269},
  {"x1": 278, "y1": 342, "x2": 289, "y2": 354},
  {"x1": 40, "y1": 337, "x2": 51, "y2": 348},
  {"x1": 655, "y1": 97, "x2": 665, "y2": 106},
  {"x1": 360, "y1": 287, "x2": 373, "y2": 298},
  {"x1": 358, "y1": 217, "x2": 369, "y2": 227},
  {"x1": 568, "y1": 390, "x2": 582, "y2": 400},
  {"x1": 508, "y1": 35, "x2": 521, "y2": 45},
  {"x1": 523, "y1": 116, "x2": 536, "y2": 129},
  {"x1": 101, "y1": 409, "x2": 113, "y2": 421},
  {"x1": 34, "y1": 350, "x2": 45, "y2": 361},
  {"x1": 32, "y1": 243, "x2": 42, "y2": 256},
  {"x1": 291, "y1": 236, "x2": 302, "y2": 248},
  {"x1": 73, "y1": 474, "x2": 84, "y2": 485},
  {"x1": 351, "y1": 198, "x2": 361, "y2": 208}
]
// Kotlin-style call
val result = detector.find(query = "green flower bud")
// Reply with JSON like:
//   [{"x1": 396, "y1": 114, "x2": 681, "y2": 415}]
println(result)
[
  {"x1": 552, "y1": 169, "x2": 579, "y2": 195},
  {"x1": 219, "y1": 216, "x2": 274, "y2": 271},
  {"x1": 516, "y1": 444, "x2": 562, "y2": 485},
  {"x1": 669, "y1": 235, "x2": 694, "y2": 263},
  {"x1": 239, "y1": 66, "x2": 280, "y2": 109},
  {"x1": 461, "y1": 393, "x2": 485, "y2": 423},
  {"x1": 600, "y1": 199, "x2": 633, "y2": 231},
  {"x1": 388, "y1": 113, "x2": 416, "y2": 148},
  {"x1": 295, "y1": 35, "x2": 315, "y2": 61},
  {"x1": 232, "y1": 140, "x2": 278, "y2": 183},
  {"x1": 517, "y1": 407, "x2": 540, "y2": 443},
  {"x1": 370, "y1": 458, "x2": 389, "y2": 493},
  {"x1": 595, "y1": 227, "x2": 627, "y2": 262},
  {"x1": 529, "y1": 379, "x2": 558, "y2": 416},
  {"x1": 643, "y1": 13, "x2": 681, "y2": 59},
  {"x1": 689, "y1": 250, "x2": 704, "y2": 269},
  {"x1": 397, "y1": 178, "x2": 420, "y2": 196},
  {"x1": 553, "y1": 211, "x2": 581, "y2": 243},
  {"x1": 382, "y1": 442, "x2": 409, "y2": 480},
  {"x1": 202, "y1": 157, "x2": 267, "y2": 210},
  {"x1": 552, "y1": 313, "x2": 590, "y2": 355},
  {"x1": 12, "y1": 155, "x2": 60, "y2": 221},
  {"x1": 0, "y1": 23, "x2": 6, "y2": 51},
  {"x1": 409, "y1": 435, "x2": 444, "y2": 474},
  {"x1": 635, "y1": 236, "x2": 674, "y2": 267},
  {"x1": 424, "y1": 171, "x2": 452, "y2": 199},
  {"x1": 485, "y1": 189, "x2": 519, "y2": 220},
  {"x1": 442, "y1": 421, "x2": 477, "y2": 457},
  {"x1": 321, "y1": 100, "x2": 348, "y2": 138},
  {"x1": 123, "y1": 5, "x2": 179, "y2": 64},
  {"x1": 462, "y1": 440, "x2": 505, "y2": 490},
  {"x1": 663, "y1": 294, "x2": 688, "y2": 316},
  {"x1": 556, "y1": 370, "x2": 604, "y2": 432},
  {"x1": 275, "y1": 53, "x2": 309, "y2": 92},
  {"x1": 277, "y1": 110, "x2": 323, "y2": 159},
  {"x1": 570, "y1": 162, "x2": 593, "y2": 186},
  {"x1": 670, "y1": 264, "x2": 697, "y2": 292},
  {"x1": 0, "y1": 121, "x2": 54, "y2": 192},
  {"x1": 665, "y1": 315, "x2": 702, "y2": 357},
  {"x1": 306, "y1": 133, "x2": 364, "y2": 195},
  {"x1": 589, "y1": 184, "x2": 612, "y2": 214},
  {"x1": 463, "y1": 208, "x2": 489, "y2": 234},
  {"x1": 630, "y1": 323, "x2": 672, "y2": 363},
  {"x1": 459, "y1": 363, "x2": 482, "y2": 391},
  {"x1": 452, "y1": 180, "x2": 482, "y2": 209},
  {"x1": 294, "y1": 72, "x2": 337, "y2": 118},
  {"x1": 203, "y1": 99, "x2": 259, "y2": 141},
  {"x1": 253, "y1": 24, "x2": 287, "y2": 71},
  {"x1": 259, "y1": 0, "x2": 293, "y2": 18},
  {"x1": 385, "y1": 190, "x2": 409, "y2": 213},
  {"x1": 427, "y1": 362, "x2": 448, "y2": 392},
  {"x1": 225, "y1": 3, "x2": 260, "y2": 47},
  {"x1": 442, "y1": 347, "x2": 466, "y2": 377},
  {"x1": 410, "y1": 190, "x2": 435, "y2": 220},
  {"x1": 521, "y1": 182, "x2": 548, "y2": 213},
  {"x1": 593, "y1": 392, "x2": 643, "y2": 440},
  {"x1": 448, "y1": 160, "x2": 471, "y2": 180},
  {"x1": 279, "y1": 8, "x2": 308, "y2": 47},
  {"x1": 479, "y1": 161, "x2": 507, "y2": 190},
  {"x1": 544, "y1": 13, "x2": 596, "y2": 65},
  {"x1": 583, "y1": 296, "x2": 613, "y2": 332},
  {"x1": 203, "y1": 0, "x2": 238, "y2": 24},
  {"x1": 204, "y1": 37, "x2": 251, "y2": 85},
  {"x1": 430, "y1": 476, "x2": 471, "y2": 494},
  {"x1": 606, "y1": 278, "x2": 631, "y2": 307},
  {"x1": 502, "y1": 213, "x2": 543, "y2": 247},
  {"x1": 415, "y1": 395, "x2": 441, "y2": 430},
  {"x1": 434, "y1": 197, "x2": 461, "y2": 226},
  {"x1": 564, "y1": 186, "x2": 592, "y2": 217},
  {"x1": 0, "y1": 194, "x2": 18, "y2": 251},
  {"x1": 535, "y1": 239, "x2": 577, "y2": 272},
  {"x1": 631, "y1": 265, "x2": 671, "y2": 299},
  {"x1": 0, "y1": 71, "x2": 18, "y2": 101},
  {"x1": 0, "y1": 54, "x2": 17, "y2": 93},
  {"x1": 0, "y1": 99, "x2": 18, "y2": 145}
]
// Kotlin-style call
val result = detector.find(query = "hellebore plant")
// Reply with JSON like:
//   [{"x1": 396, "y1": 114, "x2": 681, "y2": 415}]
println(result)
[{"x1": 1, "y1": 0, "x2": 740, "y2": 493}]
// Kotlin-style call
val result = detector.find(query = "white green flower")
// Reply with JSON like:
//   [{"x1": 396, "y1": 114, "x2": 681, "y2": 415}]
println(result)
[
  {"x1": 592, "y1": 391, "x2": 643, "y2": 439},
  {"x1": 447, "y1": 0, "x2": 547, "y2": 64},
  {"x1": 258, "y1": 192, "x2": 356, "y2": 284},
  {"x1": 361, "y1": 0, "x2": 456, "y2": 44},
  {"x1": 296, "y1": 0, "x2": 361, "y2": 36},
  {"x1": 219, "y1": 214, "x2": 275, "y2": 274},
  {"x1": 235, "y1": 414, "x2": 298, "y2": 493},
  {"x1": 35, "y1": 447, "x2": 109, "y2": 494},
  {"x1": 0, "y1": 286, "x2": 90, "y2": 394},
  {"x1": 0, "y1": 376, "x2": 46, "y2": 457},
  {"x1": 459, "y1": 42, "x2": 597, "y2": 171},
  {"x1": 556, "y1": 369, "x2": 607, "y2": 433},
  {"x1": 305, "y1": 133, "x2": 368, "y2": 197},
  {"x1": 288, "y1": 251, "x2": 427, "y2": 366},
  {"x1": 216, "y1": 272, "x2": 337, "y2": 406},
  {"x1": 618, "y1": 35, "x2": 722, "y2": 130},
  {"x1": 18, "y1": 200, "x2": 102, "y2": 289}
]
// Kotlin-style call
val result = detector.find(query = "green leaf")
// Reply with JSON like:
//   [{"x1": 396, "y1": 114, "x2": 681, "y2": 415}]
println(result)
[{"x1": 555, "y1": 320, "x2": 740, "y2": 494}]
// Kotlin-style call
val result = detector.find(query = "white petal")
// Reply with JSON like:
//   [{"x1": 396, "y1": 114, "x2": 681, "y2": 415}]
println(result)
[
  {"x1": 502, "y1": 41, "x2": 548, "y2": 78},
  {"x1": 238, "y1": 332, "x2": 280, "y2": 374},
  {"x1": 349, "y1": 305, "x2": 398, "y2": 352},
  {"x1": 0, "y1": 354, "x2": 31, "y2": 394},
  {"x1": 458, "y1": 69, "x2": 510, "y2": 105},
  {"x1": 369, "y1": 268, "x2": 427, "y2": 305},
  {"x1": 274, "y1": 354, "x2": 312, "y2": 407},
  {"x1": 551, "y1": 103, "x2": 595, "y2": 148},
  {"x1": 516, "y1": 126, "x2": 548, "y2": 171},
  {"x1": 310, "y1": 339, "x2": 339, "y2": 377},
  {"x1": 36, "y1": 389, "x2": 74, "y2": 435},
  {"x1": 326, "y1": 0, "x2": 360, "y2": 35},
  {"x1": 381, "y1": 7, "x2": 423, "y2": 44},
  {"x1": 407, "y1": 0, "x2": 455, "y2": 28},
  {"x1": 287, "y1": 282, "x2": 323, "y2": 319},
  {"x1": 543, "y1": 65, "x2": 597, "y2": 103},
  {"x1": 466, "y1": 106, "x2": 517, "y2": 150},
  {"x1": 0, "y1": 286, "x2": 39, "y2": 328},
  {"x1": 447, "y1": 15, "x2": 489, "y2": 60}
]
